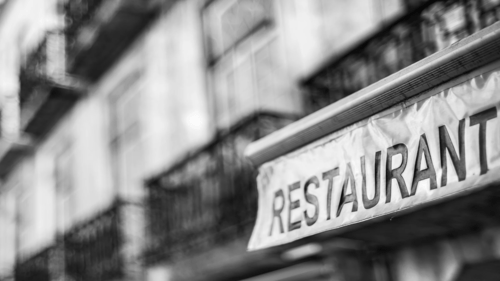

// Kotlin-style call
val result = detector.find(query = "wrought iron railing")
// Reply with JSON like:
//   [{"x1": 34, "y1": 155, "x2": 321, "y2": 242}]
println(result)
[
  {"x1": 145, "y1": 112, "x2": 296, "y2": 263},
  {"x1": 303, "y1": 0, "x2": 500, "y2": 114},
  {"x1": 19, "y1": 0, "x2": 105, "y2": 108},
  {"x1": 14, "y1": 201, "x2": 123, "y2": 281},
  {"x1": 14, "y1": 246, "x2": 53, "y2": 281},
  {"x1": 19, "y1": 38, "x2": 52, "y2": 108},
  {"x1": 63, "y1": 200, "x2": 123, "y2": 281}
]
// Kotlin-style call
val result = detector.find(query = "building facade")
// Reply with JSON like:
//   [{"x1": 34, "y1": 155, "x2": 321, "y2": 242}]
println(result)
[{"x1": 0, "y1": 0, "x2": 499, "y2": 280}]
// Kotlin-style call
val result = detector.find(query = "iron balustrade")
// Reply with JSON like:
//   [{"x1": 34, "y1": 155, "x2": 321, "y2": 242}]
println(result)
[
  {"x1": 19, "y1": 0, "x2": 105, "y2": 108},
  {"x1": 14, "y1": 246, "x2": 52, "y2": 281},
  {"x1": 13, "y1": 201, "x2": 123, "y2": 281},
  {"x1": 63, "y1": 201, "x2": 123, "y2": 281},
  {"x1": 145, "y1": 113, "x2": 296, "y2": 264},
  {"x1": 303, "y1": 0, "x2": 500, "y2": 114}
]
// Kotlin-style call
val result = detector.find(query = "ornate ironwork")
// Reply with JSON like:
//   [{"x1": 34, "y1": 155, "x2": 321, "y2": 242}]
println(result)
[
  {"x1": 303, "y1": 0, "x2": 500, "y2": 114},
  {"x1": 14, "y1": 246, "x2": 53, "y2": 281},
  {"x1": 19, "y1": 0, "x2": 104, "y2": 107},
  {"x1": 13, "y1": 201, "x2": 123, "y2": 281},
  {"x1": 63, "y1": 200, "x2": 123, "y2": 281},
  {"x1": 145, "y1": 113, "x2": 296, "y2": 263},
  {"x1": 19, "y1": 38, "x2": 51, "y2": 108}
]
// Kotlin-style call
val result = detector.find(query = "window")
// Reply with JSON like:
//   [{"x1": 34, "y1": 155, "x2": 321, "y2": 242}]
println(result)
[
  {"x1": 16, "y1": 180, "x2": 34, "y2": 255},
  {"x1": 108, "y1": 71, "x2": 144, "y2": 199},
  {"x1": 54, "y1": 143, "x2": 74, "y2": 232},
  {"x1": 45, "y1": 30, "x2": 66, "y2": 80},
  {"x1": 204, "y1": 0, "x2": 284, "y2": 129},
  {"x1": 0, "y1": 189, "x2": 17, "y2": 277},
  {"x1": 204, "y1": 0, "x2": 274, "y2": 59},
  {"x1": 212, "y1": 37, "x2": 281, "y2": 128}
]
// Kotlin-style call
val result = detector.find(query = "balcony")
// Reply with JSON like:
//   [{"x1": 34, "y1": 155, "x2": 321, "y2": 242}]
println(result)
[
  {"x1": 19, "y1": 38, "x2": 86, "y2": 139},
  {"x1": 302, "y1": 0, "x2": 500, "y2": 114},
  {"x1": 14, "y1": 200, "x2": 123, "y2": 281},
  {"x1": 65, "y1": 0, "x2": 168, "y2": 81},
  {"x1": 63, "y1": 200, "x2": 123, "y2": 281},
  {"x1": 19, "y1": 0, "x2": 180, "y2": 138},
  {"x1": 11, "y1": 0, "x2": 174, "y2": 177},
  {"x1": 0, "y1": 137, "x2": 32, "y2": 179},
  {"x1": 15, "y1": 245, "x2": 53, "y2": 281},
  {"x1": 144, "y1": 113, "x2": 296, "y2": 265}
]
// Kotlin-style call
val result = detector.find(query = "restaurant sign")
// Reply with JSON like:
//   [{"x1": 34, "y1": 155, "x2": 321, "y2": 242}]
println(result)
[{"x1": 249, "y1": 68, "x2": 500, "y2": 250}]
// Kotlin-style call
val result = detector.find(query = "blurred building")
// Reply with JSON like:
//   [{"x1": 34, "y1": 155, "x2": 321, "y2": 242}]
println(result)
[{"x1": 0, "y1": 0, "x2": 499, "y2": 281}]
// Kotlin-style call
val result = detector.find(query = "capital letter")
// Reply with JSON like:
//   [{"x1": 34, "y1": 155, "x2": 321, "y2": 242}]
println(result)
[
  {"x1": 470, "y1": 107, "x2": 497, "y2": 175},
  {"x1": 288, "y1": 182, "x2": 301, "y2": 232},
  {"x1": 411, "y1": 134, "x2": 437, "y2": 195},
  {"x1": 386, "y1": 143, "x2": 410, "y2": 203},
  {"x1": 362, "y1": 152, "x2": 381, "y2": 209},
  {"x1": 323, "y1": 168, "x2": 339, "y2": 220},
  {"x1": 304, "y1": 176, "x2": 320, "y2": 226},
  {"x1": 337, "y1": 163, "x2": 358, "y2": 217},
  {"x1": 269, "y1": 189, "x2": 285, "y2": 236},
  {"x1": 439, "y1": 119, "x2": 466, "y2": 186}
]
